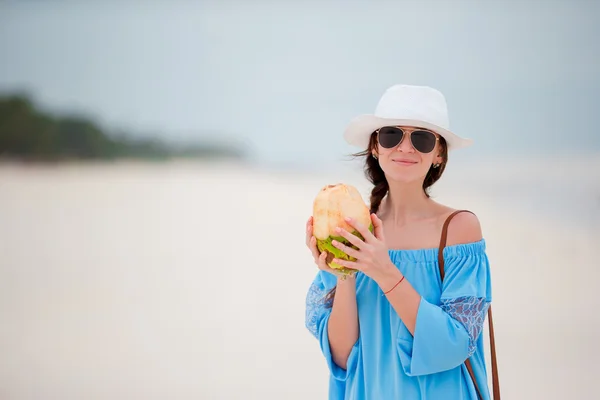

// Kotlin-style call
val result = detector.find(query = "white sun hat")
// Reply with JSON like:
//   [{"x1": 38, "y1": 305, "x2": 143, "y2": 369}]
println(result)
[{"x1": 343, "y1": 84, "x2": 473, "y2": 151}]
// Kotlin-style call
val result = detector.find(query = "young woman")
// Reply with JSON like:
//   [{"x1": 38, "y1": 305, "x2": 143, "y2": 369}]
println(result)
[{"x1": 304, "y1": 85, "x2": 496, "y2": 399}]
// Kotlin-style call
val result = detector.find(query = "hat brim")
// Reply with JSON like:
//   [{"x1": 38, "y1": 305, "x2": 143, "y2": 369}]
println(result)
[{"x1": 343, "y1": 115, "x2": 473, "y2": 151}]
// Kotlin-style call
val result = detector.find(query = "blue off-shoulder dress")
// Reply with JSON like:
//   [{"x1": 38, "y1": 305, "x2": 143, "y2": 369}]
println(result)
[{"x1": 305, "y1": 239, "x2": 492, "y2": 400}]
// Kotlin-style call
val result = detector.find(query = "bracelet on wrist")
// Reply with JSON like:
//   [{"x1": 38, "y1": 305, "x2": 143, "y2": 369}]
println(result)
[{"x1": 382, "y1": 275, "x2": 405, "y2": 296}]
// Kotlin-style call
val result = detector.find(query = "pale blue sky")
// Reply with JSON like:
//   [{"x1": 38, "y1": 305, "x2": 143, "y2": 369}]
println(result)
[{"x1": 1, "y1": 0, "x2": 599, "y2": 169}]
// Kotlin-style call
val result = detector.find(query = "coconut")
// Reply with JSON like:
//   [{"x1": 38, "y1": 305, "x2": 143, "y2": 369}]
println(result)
[{"x1": 312, "y1": 183, "x2": 373, "y2": 277}]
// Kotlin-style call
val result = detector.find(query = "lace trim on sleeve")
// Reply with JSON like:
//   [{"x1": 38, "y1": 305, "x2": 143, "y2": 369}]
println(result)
[
  {"x1": 440, "y1": 296, "x2": 490, "y2": 357},
  {"x1": 305, "y1": 280, "x2": 330, "y2": 339}
]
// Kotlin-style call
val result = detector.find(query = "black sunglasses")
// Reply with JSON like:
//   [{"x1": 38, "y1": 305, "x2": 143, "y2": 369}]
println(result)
[{"x1": 376, "y1": 126, "x2": 439, "y2": 153}]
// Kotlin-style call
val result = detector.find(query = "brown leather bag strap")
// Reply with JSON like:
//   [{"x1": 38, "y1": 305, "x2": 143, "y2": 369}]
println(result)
[
  {"x1": 438, "y1": 210, "x2": 500, "y2": 400},
  {"x1": 487, "y1": 307, "x2": 500, "y2": 400}
]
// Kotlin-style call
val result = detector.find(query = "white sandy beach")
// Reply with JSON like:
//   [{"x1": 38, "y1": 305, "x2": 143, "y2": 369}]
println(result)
[{"x1": 0, "y1": 159, "x2": 598, "y2": 399}]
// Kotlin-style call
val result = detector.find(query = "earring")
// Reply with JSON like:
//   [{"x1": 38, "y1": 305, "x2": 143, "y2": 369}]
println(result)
[
  {"x1": 433, "y1": 163, "x2": 440, "y2": 168},
  {"x1": 372, "y1": 153, "x2": 378, "y2": 159}
]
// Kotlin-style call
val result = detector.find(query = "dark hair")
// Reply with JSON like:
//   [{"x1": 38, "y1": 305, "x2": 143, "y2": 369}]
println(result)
[{"x1": 323, "y1": 130, "x2": 449, "y2": 307}]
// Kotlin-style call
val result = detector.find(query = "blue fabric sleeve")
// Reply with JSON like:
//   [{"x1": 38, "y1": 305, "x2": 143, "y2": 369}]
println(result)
[
  {"x1": 305, "y1": 271, "x2": 360, "y2": 381},
  {"x1": 396, "y1": 248, "x2": 492, "y2": 377}
]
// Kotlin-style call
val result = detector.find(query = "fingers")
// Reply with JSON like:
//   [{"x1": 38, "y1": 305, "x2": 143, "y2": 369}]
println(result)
[
  {"x1": 370, "y1": 213, "x2": 385, "y2": 240},
  {"x1": 306, "y1": 217, "x2": 335, "y2": 271},
  {"x1": 331, "y1": 238, "x2": 360, "y2": 260},
  {"x1": 309, "y1": 236, "x2": 321, "y2": 262},
  {"x1": 306, "y1": 215, "x2": 362, "y2": 278},
  {"x1": 306, "y1": 217, "x2": 323, "y2": 265},
  {"x1": 344, "y1": 217, "x2": 375, "y2": 243},
  {"x1": 316, "y1": 248, "x2": 338, "y2": 274},
  {"x1": 330, "y1": 257, "x2": 361, "y2": 272},
  {"x1": 334, "y1": 225, "x2": 364, "y2": 249},
  {"x1": 312, "y1": 244, "x2": 346, "y2": 277},
  {"x1": 305, "y1": 216, "x2": 313, "y2": 247},
  {"x1": 316, "y1": 249, "x2": 329, "y2": 269}
]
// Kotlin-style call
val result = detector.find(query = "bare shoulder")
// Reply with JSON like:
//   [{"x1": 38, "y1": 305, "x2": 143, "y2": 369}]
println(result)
[{"x1": 444, "y1": 210, "x2": 483, "y2": 246}]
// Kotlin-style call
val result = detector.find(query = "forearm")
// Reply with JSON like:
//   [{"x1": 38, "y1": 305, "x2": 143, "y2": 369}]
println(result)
[
  {"x1": 377, "y1": 265, "x2": 421, "y2": 336},
  {"x1": 327, "y1": 275, "x2": 359, "y2": 370}
]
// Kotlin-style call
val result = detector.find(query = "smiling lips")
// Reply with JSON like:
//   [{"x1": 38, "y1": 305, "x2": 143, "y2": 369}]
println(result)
[{"x1": 392, "y1": 159, "x2": 417, "y2": 166}]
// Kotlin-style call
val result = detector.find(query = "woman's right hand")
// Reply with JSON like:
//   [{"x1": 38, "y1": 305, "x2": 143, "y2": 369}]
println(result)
[{"x1": 306, "y1": 216, "x2": 343, "y2": 276}]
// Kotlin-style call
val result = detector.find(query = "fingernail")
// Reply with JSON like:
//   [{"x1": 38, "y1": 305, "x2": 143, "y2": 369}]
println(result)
[
  {"x1": 345, "y1": 217, "x2": 352, "y2": 222},
  {"x1": 335, "y1": 227, "x2": 341, "y2": 233},
  {"x1": 332, "y1": 240, "x2": 338, "y2": 246}
]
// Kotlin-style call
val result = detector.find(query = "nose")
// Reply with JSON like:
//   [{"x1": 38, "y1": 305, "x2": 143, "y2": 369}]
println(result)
[{"x1": 396, "y1": 132, "x2": 415, "y2": 153}]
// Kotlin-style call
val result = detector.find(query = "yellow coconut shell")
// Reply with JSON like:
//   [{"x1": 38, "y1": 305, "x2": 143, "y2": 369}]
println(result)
[{"x1": 312, "y1": 183, "x2": 372, "y2": 275}]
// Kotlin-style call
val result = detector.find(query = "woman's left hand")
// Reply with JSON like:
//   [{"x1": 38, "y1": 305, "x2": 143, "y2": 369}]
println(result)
[{"x1": 331, "y1": 213, "x2": 400, "y2": 285}]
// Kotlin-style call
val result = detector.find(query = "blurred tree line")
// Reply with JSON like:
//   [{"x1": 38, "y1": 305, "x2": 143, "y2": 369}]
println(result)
[{"x1": 0, "y1": 92, "x2": 245, "y2": 162}]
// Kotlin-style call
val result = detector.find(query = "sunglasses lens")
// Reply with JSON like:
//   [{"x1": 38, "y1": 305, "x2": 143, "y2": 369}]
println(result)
[
  {"x1": 411, "y1": 130, "x2": 437, "y2": 153},
  {"x1": 378, "y1": 127, "x2": 404, "y2": 148}
]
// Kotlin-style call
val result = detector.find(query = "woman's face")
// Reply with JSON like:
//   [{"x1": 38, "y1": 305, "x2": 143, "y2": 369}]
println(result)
[{"x1": 373, "y1": 126, "x2": 444, "y2": 184}]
